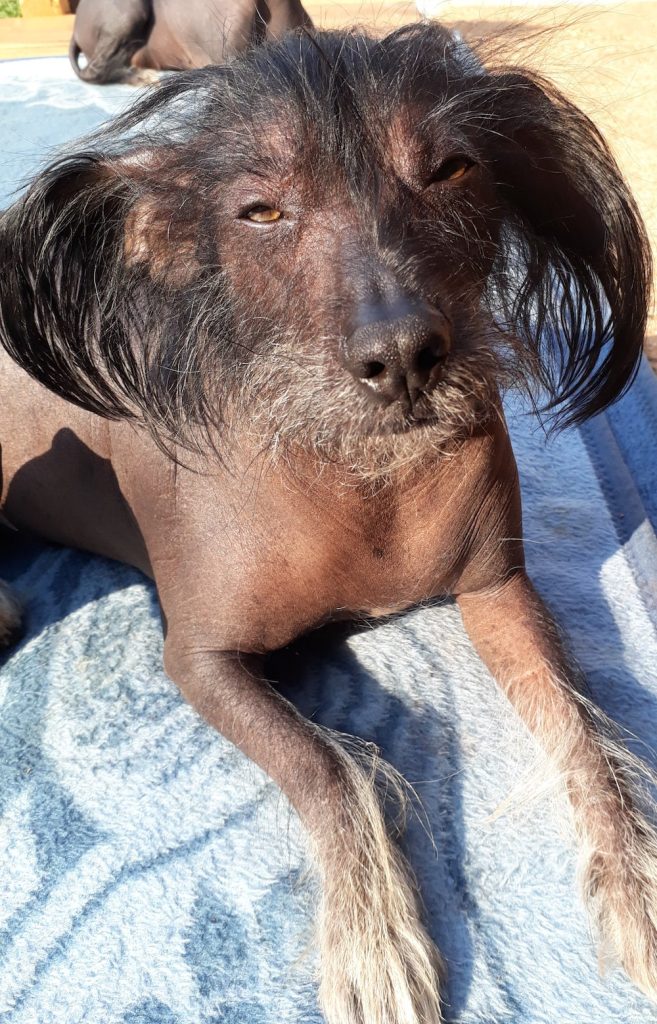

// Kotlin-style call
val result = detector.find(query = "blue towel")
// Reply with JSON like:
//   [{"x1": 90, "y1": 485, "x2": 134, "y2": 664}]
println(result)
[{"x1": 1, "y1": 56, "x2": 657, "y2": 1024}]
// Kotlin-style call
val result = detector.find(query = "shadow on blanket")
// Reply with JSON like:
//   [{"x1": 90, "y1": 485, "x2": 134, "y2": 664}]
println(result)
[{"x1": 3, "y1": 508, "x2": 656, "y2": 1019}]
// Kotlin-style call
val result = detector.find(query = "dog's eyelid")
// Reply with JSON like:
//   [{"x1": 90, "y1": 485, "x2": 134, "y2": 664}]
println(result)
[
  {"x1": 238, "y1": 203, "x2": 283, "y2": 224},
  {"x1": 427, "y1": 154, "x2": 476, "y2": 186}
]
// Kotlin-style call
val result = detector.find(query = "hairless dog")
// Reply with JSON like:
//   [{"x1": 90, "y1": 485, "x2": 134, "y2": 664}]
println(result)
[
  {"x1": 69, "y1": 0, "x2": 311, "y2": 84},
  {"x1": 1, "y1": 24, "x2": 656, "y2": 1024}
]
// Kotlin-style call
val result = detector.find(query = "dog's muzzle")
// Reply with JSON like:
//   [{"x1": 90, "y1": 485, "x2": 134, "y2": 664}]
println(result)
[{"x1": 341, "y1": 300, "x2": 452, "y2": 414}]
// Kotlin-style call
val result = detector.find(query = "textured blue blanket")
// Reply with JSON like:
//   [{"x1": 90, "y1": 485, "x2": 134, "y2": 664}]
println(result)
[{"x1": 1, "y1": 57, "x2": 657, "y2": 1024}]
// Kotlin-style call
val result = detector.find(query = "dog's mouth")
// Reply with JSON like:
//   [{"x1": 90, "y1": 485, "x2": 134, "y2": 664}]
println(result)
[
  {"x1": 367, "y1": 405, "x2": 442, "y2": 437},
  {"x1": 235, "y1": 342, "x2": 502, "y2": 475}
]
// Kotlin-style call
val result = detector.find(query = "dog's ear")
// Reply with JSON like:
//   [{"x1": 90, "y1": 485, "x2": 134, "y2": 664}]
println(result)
[
  {"x1": 485, "y1": 71, "x2": 652, "y2": 426},
  {"x1": 0, "y1": 147, "x2": 205, "y2": 425}
]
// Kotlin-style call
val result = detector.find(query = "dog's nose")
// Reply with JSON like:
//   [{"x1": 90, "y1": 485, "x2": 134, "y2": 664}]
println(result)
[{"x1": 342, "y1": 303, "x2": 452, "y2": 410}]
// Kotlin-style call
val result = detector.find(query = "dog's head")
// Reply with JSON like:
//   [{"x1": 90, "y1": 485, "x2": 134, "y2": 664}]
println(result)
[{"x1": 0, "y1": 24, "x2": 650, "y2": 470}]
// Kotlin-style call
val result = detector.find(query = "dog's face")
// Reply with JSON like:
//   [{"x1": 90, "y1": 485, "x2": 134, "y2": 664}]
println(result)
[
  {"x1": 0, "y1": 25, "x2": 650, "y2": 469},
  {"x1": 180, "y1": 45, "x2": 504, "y2": 464}
]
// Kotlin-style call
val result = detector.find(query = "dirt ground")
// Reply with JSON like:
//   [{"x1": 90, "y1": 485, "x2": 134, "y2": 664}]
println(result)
[{"x1": 1, "y1": 2, "x2": 656, "y2": 364}]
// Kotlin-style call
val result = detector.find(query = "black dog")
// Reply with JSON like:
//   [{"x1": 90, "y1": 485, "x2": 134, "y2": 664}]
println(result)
[
  {"x1": 1, "y1": 24, "x2": 655, "y2": 1023},
  {"x1": 69, "y1": 0, "x2": 312, "y2": 84}
]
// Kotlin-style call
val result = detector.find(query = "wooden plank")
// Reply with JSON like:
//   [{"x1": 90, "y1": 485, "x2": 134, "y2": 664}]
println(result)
[
  {"x1": 0, "y1": 14, "x2": 73, "y2": 59},
  {"x1": 21, "y1": 0, "x2": 72, "y2": 16}
]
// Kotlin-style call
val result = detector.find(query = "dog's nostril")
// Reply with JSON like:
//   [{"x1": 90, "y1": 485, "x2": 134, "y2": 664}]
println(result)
[
  {"x1": 344, "y1": 307, "x2": 452, "y2": 406},
  {"x1": 415, "y1": 345, "x2": 444, "y2": 374},
  {"x1": 362, "y1": 361, "x2": 386, "y2": 380}
]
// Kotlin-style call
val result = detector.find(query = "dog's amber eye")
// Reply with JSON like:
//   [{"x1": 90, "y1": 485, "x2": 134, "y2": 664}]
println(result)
[
  {"x1": 243, "y1": 205, "x2": 282, "y2": 223},
  {"x1": 431, "y1": 156, "x2": 475, "y2": 183}
]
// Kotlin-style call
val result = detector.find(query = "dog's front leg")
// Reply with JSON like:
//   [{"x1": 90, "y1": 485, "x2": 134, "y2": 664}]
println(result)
[
  {"x1": 458, "y1": 572, "x2": 657, "y2": 999},
  {"x1": 163, "y1": 641, "x2": 444, "y2": 1024}
]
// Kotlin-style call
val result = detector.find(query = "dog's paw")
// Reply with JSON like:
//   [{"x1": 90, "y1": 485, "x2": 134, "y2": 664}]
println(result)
[
  {"x1": 0, "y1": 580, "x2": 22, "y2": 649},
  {"x1": 584, "y1": 824, "x2": 657, "y2": 1001},
  {"x1": 318, "y1": 840, "x2": 444, "y2": 1024},
  {"x1": 129, "y1": 68, "x2": 162, "y2": 88},
  {"x1": 311, "y1": 735, "x2": 445, "y2": 1024}
]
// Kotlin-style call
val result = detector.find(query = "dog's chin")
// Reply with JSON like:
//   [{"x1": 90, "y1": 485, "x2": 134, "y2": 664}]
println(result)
[
  {"x1": 235, "y1": 350, "x2": 501, "y2": 481},
  {"x1": 312, "y1": 396, "x2": 491, "y2": 484},
  {"x1": 364, "y1": 399, "x2": 447, "y2": 437},
  {"x1": 351, "y1": 379, "x2": 493, "y2": 442},
  {"x1": 356, "y1": 411, "x2": 444, "y2": 442}
]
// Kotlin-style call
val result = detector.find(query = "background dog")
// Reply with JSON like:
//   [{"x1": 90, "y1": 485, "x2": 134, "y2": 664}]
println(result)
[
  {"x1": 68, "y1": 0, "x2": 312, "y2": 84},
  {"x1": 0, "y1": 24, "x2": 655, "y2": 1024}
]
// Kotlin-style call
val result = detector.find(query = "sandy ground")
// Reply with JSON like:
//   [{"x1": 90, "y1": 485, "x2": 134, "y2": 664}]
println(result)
[{"x1": 1, "y1": 2, "x2": 656, "y2": 364}]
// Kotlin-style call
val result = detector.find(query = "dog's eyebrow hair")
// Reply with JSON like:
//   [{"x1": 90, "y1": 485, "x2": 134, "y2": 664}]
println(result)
[{"x1": 227, "y1": 154, "x2": 296, "y2": 178}]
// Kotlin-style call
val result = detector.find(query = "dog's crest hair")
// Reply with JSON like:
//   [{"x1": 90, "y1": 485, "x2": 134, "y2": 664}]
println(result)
[{"x1": 0, "y1": 23, "x2": 651, "y2": 448}]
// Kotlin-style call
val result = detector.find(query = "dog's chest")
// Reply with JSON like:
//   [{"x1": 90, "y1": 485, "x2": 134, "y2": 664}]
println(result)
[
  {"x1": 223, "y1": 467, "x2": 478, "y2": 649},
  {"x1": 327, "y1": 495, "x2": 464, "y2": 615},
  {"x1": 170, "y1": 433, "x2": 515, "y2": 652}
]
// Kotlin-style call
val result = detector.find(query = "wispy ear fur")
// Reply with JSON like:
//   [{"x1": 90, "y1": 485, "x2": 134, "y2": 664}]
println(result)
[
  {"x1": 0, "y1": 25, "x2": 651, "y2": 445},
  {"x1": 0, "y1": 66, "x2": 237, "y2": 442},
  {"x1": 478, "y1": 66, "x2": 652, "y2": 427}
]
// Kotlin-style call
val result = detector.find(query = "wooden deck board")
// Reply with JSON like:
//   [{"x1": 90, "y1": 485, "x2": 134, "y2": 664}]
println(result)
[{"x1": 0, "y1": 14, "x2": 73, "y2": 59}]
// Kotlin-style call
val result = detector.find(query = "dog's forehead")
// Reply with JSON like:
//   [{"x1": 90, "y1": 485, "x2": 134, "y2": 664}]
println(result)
[
  {"x1": 182, "y1": 30, "x2": 489, "y2": 188},
  {"x1": 218, "y1": 74, "x2": 469, "y2": 180}
]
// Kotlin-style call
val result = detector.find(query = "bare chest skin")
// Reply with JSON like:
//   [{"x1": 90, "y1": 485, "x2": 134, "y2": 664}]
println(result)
[{"x1": 0, "y1": 353, "x2": 523, "y2": 655}]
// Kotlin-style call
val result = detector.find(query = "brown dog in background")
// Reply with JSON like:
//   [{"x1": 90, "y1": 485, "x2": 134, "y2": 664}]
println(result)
[
  {"x1": 2, "y1": 23, "x2": 657, "y2": 1024},
  {"x1": 69, "y1": 0, "x2": 311, "y2": 83}
]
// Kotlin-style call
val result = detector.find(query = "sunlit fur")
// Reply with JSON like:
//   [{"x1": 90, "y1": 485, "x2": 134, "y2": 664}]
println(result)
[
  {"x1": 0, "y1": 23, "x2": 650, "y2": 465},
  {"x1": 309, "y1": 729, "x2": 445, "y2": 1024},
  {"x1": 496, "y1": 592, "x2": 657, "y2": 1002}
]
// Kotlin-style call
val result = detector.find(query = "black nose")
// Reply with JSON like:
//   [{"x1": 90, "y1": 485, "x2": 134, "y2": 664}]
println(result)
[{"x1": 342, "y1": 302, "x2": 452, "y2": 411}]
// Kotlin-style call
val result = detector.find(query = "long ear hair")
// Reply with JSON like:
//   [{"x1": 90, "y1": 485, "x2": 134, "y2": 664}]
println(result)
[
  {"x1": 0, "y1": 68, "x2": 228, "y2": 440},
  {"x1": 479, "y1": 68, "x2": 652, "y2": 427},
  {"x1": 0, "y1": 154, "x2": 141, "y2": 420}
]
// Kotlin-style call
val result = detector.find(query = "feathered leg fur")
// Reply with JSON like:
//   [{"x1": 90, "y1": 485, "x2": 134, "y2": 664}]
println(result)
[{"x1": 460, "y1": 572, "x2": 657, "y2": 998}]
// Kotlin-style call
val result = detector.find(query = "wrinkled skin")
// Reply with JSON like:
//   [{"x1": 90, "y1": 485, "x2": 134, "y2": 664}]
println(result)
[{"x1": 2, "y1": 25, "x2": 657, "y2": 1024}]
